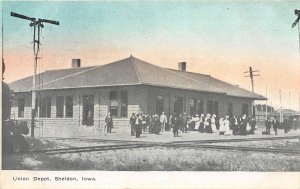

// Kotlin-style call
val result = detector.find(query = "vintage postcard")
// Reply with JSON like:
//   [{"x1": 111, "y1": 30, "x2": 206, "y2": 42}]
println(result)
[{"x1": 1, "y1": 1, "x2": 300, "y2": 189}]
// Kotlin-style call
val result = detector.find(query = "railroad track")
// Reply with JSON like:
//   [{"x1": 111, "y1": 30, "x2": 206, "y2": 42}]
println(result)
[
  {"x1": 44, "y1": 137, "x2": 143, "y2": 143},
  {"x1": 30, "y1": 135, "x2": 300, "y2": 155},
  {"x1": 164, "y1": 143, "x2": 300, "y2": 155},
  {"x1": 169, "y1": 135, "x2": 300, "y2": 145},
  {"x1": 31, "y1": 143, "x2": 156, "y2": 154},
  {"x1": 44, "y1": 135, "x2": 300, "y2": 145}
]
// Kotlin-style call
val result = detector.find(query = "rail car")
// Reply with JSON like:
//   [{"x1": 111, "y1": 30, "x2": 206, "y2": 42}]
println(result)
[{"x1": 2, "y1": 63, "x2": 29, "y2": 154}]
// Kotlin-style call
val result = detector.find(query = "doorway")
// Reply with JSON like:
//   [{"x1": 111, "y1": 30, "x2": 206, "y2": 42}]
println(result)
[
  {"x1": 82, "y1": 95, "x2": 94, "y2": 126},
  {"x1": 156, "y1": 96, "x2": 164, "y2": 115},
  {"x1": 174, "y1": 97, "x2": 184, "y2": 115}
]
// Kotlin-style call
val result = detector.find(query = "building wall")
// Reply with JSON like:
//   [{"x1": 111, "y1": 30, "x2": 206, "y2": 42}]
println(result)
[
  {"x1": 10, "y1": 85, "x2": 253, "y2": 137},
  {"x1": 225, "y1": 96, "x2": 252, "y2": 117},
  {"x1": 10, "y1": 85, "x2": 147, "y2": 137},
  {"x1": 145, "y1": 86, "x2": 253, "y2": 118}
]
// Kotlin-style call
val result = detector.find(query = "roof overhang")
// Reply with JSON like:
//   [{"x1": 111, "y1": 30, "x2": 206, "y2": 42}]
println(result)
[
  {"x1": 226, "y1": 94, "x2": 267, "y2": 101},
  {"x1": 11, "y1": 83, "x2": 267, "y2": 101}
]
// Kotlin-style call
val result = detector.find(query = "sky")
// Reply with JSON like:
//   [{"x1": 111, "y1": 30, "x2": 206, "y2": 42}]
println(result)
[{"x1": 1, "y1": 1, "x2": 300, "y2": 111}]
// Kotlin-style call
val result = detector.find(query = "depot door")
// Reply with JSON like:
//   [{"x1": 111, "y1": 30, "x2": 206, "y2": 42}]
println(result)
[
  {"x1": 156, "y1": 96, "x2": 164, "y2": 115},
  {"x1": 174, "y1": 97, "x2": 184, "y2": 115},
  {"x1": 82, "y1": 95, "x2": 94, "y2": 126}
]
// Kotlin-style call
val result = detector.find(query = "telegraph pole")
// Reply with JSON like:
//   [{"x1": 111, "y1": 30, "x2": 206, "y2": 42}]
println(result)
[
  {"x1": 244, "y1": 67, "x2": 260, "y2": 93},
  {"x1": 244, "y1": 67, "x2": 260, "y2": 116},
  {"x1": 11, "y1": 12, "x2": 59, "y2": 138},
  {"x1": 292, "y1": 9, "x2": 300, "y2": 56},
  {"x1": 289, "y1": 92, "x2": 291, "y2": 110},
  {"x1": 292, "y1": 10, "x2": 300, "y2": 113},
  {"x1": 279, "y1": 89, "x2": 283, "y2": 122},
  {"x1": 265, "y1": 85, "x2": 268, "y2": 120}
]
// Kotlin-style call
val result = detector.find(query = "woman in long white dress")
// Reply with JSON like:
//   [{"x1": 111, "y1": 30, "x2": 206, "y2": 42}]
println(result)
[
  {"x1": 223, "y1": 116, "x2": 232, "y2": 135},
  {"x1": 194, "y1": 114, "x2": 200, "y2": 131},
  {"x1": 218, "y1": 118, "x2": 225, "y2": 134},
  {"x1": 211, "y1": 114, "x2": 218, "y2": 133}
]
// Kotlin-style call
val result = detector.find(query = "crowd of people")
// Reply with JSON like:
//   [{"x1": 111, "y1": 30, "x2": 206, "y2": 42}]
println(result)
[
  {"x1": 128, "y1": 112, "x2": 261, "y2": 138},
  {"x1": 103, "y1": 111, "x2": 298, "y2": 137}
]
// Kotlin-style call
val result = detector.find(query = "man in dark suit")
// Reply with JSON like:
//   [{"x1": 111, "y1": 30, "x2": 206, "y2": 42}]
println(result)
[
  {"x1": 181, "y1": 113, "x2": 188, "y2": 133},
  {"x1": 272, "y1": 117, "x2": 279, "y2": 135},
  {"x1": 135, "y1": 114, "x2": 142, "y2": 138},
  {"x1": 265, "y1": 117, "x2": 271, "y2": 135},
  {"x1": 249, "y1": 116, "x2": 256, "y2": 134},
  {"x1": 172, "y1": 113, "x2": 179, "y2": 137},
  {"x1": 129, "y1": 113, "x2": 136, "y2": 136},
  {"x1": 105, "y1": 112, "x2": 113, "y2": 133},
  {"x1": 283, "y1": 118, "x2": 290, "y2": 133},
  {"x1": 240, "y1": 114, "x2": 247, "y2": 135}
]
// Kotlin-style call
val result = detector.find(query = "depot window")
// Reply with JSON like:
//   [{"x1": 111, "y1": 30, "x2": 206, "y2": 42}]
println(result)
[
  {"x1": 65, "y1": 96, "x2": 73, "y2": 118},
  {"x1": 242, "y1": 104, "x2": 249, "y2": 116},
  {"x1": 196, "y1": 99, "x2": 203, "y2": 115},
  {"x1": 227, "y1": 103, "x2": 233, "y2": 117},
  {"x1": 56, "y1": 96, "x2": 64, "y2": 118},
  {"x1": 189, "y1": 98, "x2": 196, "y2": 116},
  {"x1": 39, "y1": 97, "x2": 51, "y2": 118},
  {"x1": 110, "y1": 91, "x2": 118, "y2": 117},
  {"x1": 18, "y1": 98, "x2": 25, "y2": 118},
  {"x1": 207, "y1": 100, "x2": 219, "y2": 116},
  {"x1": 121, "y1": 91, "x2": 128, "y2": 117}
]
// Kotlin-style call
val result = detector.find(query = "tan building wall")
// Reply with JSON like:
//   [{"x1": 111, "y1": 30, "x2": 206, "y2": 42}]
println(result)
[
  {"x1": 146, "y1": 86, "x2": 252, "y2": 118},
  {"x1": 10, "y1": 85, "x2": 252, "y2": 137}
]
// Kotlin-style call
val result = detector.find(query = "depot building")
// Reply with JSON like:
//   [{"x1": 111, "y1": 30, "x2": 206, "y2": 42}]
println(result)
[{"x1": 9, "y1": 56, "x2": 266, "y2": 137}]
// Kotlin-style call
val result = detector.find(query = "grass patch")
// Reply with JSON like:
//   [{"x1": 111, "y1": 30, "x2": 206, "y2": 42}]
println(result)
[{"x1": 3, "y1": 137, "x2": 300, "y2": 171}]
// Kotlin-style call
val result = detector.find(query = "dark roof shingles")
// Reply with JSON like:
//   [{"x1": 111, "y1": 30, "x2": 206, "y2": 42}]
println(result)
[{"x1": 9, "y1": 56, "x2": 266, "y2": 100}]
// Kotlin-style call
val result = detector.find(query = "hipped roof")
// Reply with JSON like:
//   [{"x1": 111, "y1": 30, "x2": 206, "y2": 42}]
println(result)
[{"x1": 9, "y1": 56, "x2": 266, "y2": 100}]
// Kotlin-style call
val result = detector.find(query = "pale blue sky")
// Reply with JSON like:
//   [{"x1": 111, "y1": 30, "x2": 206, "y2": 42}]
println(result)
[
  {"x1": 3, "y1": 1, "x2": 300, "y2": 54},
  {"x1": 2, "y1": 1, "x2": 300, "y2": 110}
]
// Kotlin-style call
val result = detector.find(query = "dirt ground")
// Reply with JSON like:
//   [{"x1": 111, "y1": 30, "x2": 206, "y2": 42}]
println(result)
[
  {"x1": 2, "y1": 128, "x2": 300, "y2": 171},
  {"x1": 43, "y1": 126, "x2": 300, "y2": 143}
]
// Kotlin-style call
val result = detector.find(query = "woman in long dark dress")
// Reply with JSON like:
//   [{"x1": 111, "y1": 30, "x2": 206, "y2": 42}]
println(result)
[
  {"x1": 135, "y1": 114, "x2": 142, "y2": 138},
  {"x1": 204, "y1": 114, "x2": 212, "y2": 133},
  {"x1": 153, "y1": 115, "x2": 160, "y2": 134}
]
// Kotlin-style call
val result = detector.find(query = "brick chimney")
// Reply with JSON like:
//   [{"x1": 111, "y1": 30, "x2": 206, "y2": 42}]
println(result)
[
  {"x1": 72, "y1": 59, "x2": 81, "y2": 68},
  {"x1": 178, "y1": 62, "x2": 186, "y2": 71}
]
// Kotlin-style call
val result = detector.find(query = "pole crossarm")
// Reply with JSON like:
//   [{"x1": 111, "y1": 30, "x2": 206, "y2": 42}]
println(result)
[
  {"x1": 11, "y1": 12, "x2": 59, "y2": 25},
  {"x1": 292, "y1": 9, "x2": 300, "y2": 28},
  {"x1": 39, "y1": 18, "x2": 59, "y2": 25},
  {"x1": 11, "y1": 12, "x2": 35, "y2": 21},
  {"x1": 244, "y1": 66, "x2": 260, "y2": 93}
]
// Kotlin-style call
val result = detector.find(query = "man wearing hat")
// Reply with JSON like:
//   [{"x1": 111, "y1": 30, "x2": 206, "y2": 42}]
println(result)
[
  {"x1": 199, "y1": 114, "x2": 205, "y2": 133},
  {"x1": 181, "y1": 112, "x2": 188, "y2": 133},
  {"x1": 204, "y1": 114, "x2": 212, "y2": 133},
  {"x1": 172, "y1": 113, "x2": 180, "y2": 137},
  {"x1": 135, "y1": 114, "x2": 142, "y2": 137},
  {"x1": 272, "y1": 117, "x2": 279, "y2": 135},
  {"x1": 105, "y1": 112, "x2": 113, "y2": 133},
  {"x1": 129, "y1": 113, "x2": 136, "y2": 136}
]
